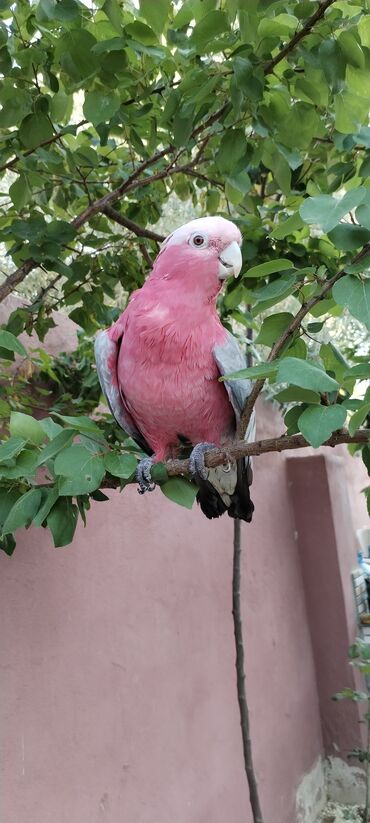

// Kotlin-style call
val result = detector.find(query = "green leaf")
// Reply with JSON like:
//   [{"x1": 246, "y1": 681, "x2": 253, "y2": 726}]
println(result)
[
  {"x1": 125, "y1": 21, "x2": 157, "y2": 44},
  {"x1": 39, "y1": 418, "x2": 63, "y2": 439},
  {"x1": 139, "y1": 0, "x2": 170, "y2": 34},
  {"x1": 46, "y1": 221, "x2": 77, "y2": 245},
  {"x1": 274, "y1": 387, "x2": 321, "y2": 405},
  {"x1": 33, "y1": 486, "x2": 60, "y2": 527},
  {"x1": 253, "y1": 273, "x2": 297, "y2": 306},
  {"x1": 332, "y1": 275, "x2": 370, "y2": 331},
  {"x1": 191, "y1": 10, "x2": 229, "y2": 49},
  {"x1": 226, "y1": 171, "x2": 251, "y2": 198},
  {"x1": 298, "y1": 404, "x2": 347, "y2": 448},
  {"x1": 255, "y1": 313, "x2": 294, "y2": 347},
  {"x1": 328, "y1": 224, "x2": 370, "y2": 251},
  {"x1": 284, "y1": 405, "x2": 302, "y2": 435},
  {"x1": 0, "y1": 489, "x2": 21, "y2": 531},
  {"x1": 83, "y1": 90, "x2": 120, "y2": 126},
  {"x1": 300, "y1": 189, "x2": 366, "y2": 234},
  {"x1": 0, "y1": 329, "x2": 27, "y2": 357},
  {"x1": 54, "y1": 445, "x2": 105, "y2": 495},
  {"x1": 258, "y1": 13, "x2": 298, "y2": 38},
  {"x1": 150, "y1": 462, "x2": 169, "y2": 484},
  {"x1": 0, "y1": 534, "x2": 16, "y2": 556},
  {"x1": 36, "y1": 429, "x2": 76, "y2": 466},
  {"x1": 363, "y1": 447, "x2": 370, "y2": 477},
  {"x1": 0, "y1": 88, "x2": 31, "y2": 128},
  {"x1": 305, "y1": 322, "x2": 323, "y2": 335},
  {"x1": 247, "y1": 259, "x2": 294, "y2": 279},
  {"x1": 348, "y1": 402, "x2": 370, "y2": 436},
  {"x1": 91, "y1": 490, "x2": 109, "y2": 502},
  {"x1": 343, "y1": 364, "x2": 370, "y2": 380},
  {"x1": 160, "y1": 477, "x2": 197, "y2": 509},
  {"x1": 9, "y1": 174, "x2": 32, "y2": 211},
  {"x1": 104, "y1": 452, "x2": 137, "y2": 479},
  {"x1": 56, "y1": 30, "x2": 98, "y2": 83},
  {"x1": 102, "y1": 0, "x2": 122, "y2": 32},
  {"x1": 233, "y1": 57, "x2": 263, "y2": 102},
  {"x1": 276, "y1": 358, "x2": 340, "y2": 392},
  {"x1": 283, "y1": 338, "x2": 307, "y2": 361},
  {"x1": 220, "y1": 361, "x2": 278, "y2": 381},
  {"x1": 0, "y1": 437, "x2": 26, "y2": 463},
  {"x1": 338, "y1": 31, "x2": 365, "y2": 69},
  {"x1": 2, "y1": 488, "x2": 42, "y2": 535},
  {"x1": 320, "y1": 342, "x2": 350, "y2": 386},
  {"x1": 52, "y1": 414, "x2": 102, "y2": 434},
  {"x1": 335, "y1": 90, "x2": 370, "y2": 134},
  {"x1": 47, "y1": 498, "x2": 78, "y2": 547},
  {"x1": 215, "y1": 129, "x2": 246, "y2": 175},
  {"x1": 271, "y1": 212, "x2": 304, "y2": 240},
  {"x1": 9, "y1": 412, "x2": 46, "y2": 446},
  {"x1": 18, "y1": 113, "x2": 54, "y2": 150},
  {"x1": 359, "y1": 15, "x2": 370, "y2": 48},
  {"x1": 0, "y1": 449, "x2": 39, "y2": 480}
]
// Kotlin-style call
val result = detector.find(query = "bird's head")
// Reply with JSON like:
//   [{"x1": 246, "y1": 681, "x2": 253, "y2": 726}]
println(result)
[{"x1": 150, "y1": 216, "x2": 243, "y2": 302}]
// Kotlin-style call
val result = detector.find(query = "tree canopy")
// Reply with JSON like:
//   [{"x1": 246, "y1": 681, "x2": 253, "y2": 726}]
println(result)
[{"x1": 0, "y1": 0, "x2": 369, "y2": 553}]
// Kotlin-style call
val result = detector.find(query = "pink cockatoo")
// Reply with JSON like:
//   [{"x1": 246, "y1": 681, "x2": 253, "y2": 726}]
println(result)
[{"x1": 95, "y1": 215, "x2": 255, "y2": 522}]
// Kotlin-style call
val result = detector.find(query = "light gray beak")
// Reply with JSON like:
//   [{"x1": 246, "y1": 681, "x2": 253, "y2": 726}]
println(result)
[{"x1": 218, "y1": 241, "x2": 242, "y2": 280}]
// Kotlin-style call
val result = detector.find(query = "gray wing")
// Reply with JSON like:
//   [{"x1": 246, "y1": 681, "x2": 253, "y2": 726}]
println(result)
[
  {"x1": 94, "y1": 330, "x2": 150, "y2": 453},
  {"x1": 213, "y1": 330, "x2": 256, "y2": 445}
]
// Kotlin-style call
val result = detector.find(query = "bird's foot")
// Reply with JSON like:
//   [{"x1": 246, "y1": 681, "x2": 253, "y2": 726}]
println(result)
[
  {"x1": 188, "y1": 442, "x2": 216, "y2": 482},
  {"x1": 136, "y1": 457, "x2": 155, "y2": 494}
]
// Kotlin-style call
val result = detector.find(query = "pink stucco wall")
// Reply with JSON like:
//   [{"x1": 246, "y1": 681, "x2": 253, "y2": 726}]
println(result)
[
  {"x1": 0, "y1": 301, "x2": 368, "y2": 822},
  {"x1": 3, "y1": 396, "x2": 364, "y2": 823}
]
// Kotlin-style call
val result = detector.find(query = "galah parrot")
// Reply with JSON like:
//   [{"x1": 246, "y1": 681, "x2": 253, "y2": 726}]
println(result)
[{"x1": 95, "y1": 215, "x2": 256, "y2": 522}]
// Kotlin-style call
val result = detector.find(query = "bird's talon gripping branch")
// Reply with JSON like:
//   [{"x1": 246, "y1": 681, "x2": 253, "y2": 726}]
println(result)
[
  {"x1": 136, "y1": 457, "x2": 155, "y2": 494},
  {"x1": 189, "y1": 442, "x2": 216, "y2": 482}
]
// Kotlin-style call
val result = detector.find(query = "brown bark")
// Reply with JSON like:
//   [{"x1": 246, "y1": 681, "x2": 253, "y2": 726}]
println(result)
[{"x1": 101, "y1": 429, "x2": 369, "y2": 488}]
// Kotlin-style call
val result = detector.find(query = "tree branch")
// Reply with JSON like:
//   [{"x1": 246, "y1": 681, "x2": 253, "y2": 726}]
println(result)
[
  {"x1": 102, "y1": 205, "x2": 164, "y2": 242},
  {"x1": 101, "y1": 430, "x2": 369, "y2": 488},
  {"x1": 233, "y1": 519, "x2": 264, "y2": 823},
  {"x1": 0, "y1": 3, "x2": 339, "y2": 305},
  {"x1": 238, "y1": 242, "x2": 370, "y2": 439},
  {"x1": 0, "y1": 120, "x2": 88, "y2": 174},
  {"x1": 0, "y1": 259, "x2": 36, "y2": 303},
  {"x1": 264, "y1": 0, "x2": 337, "y2": 75},
  {"x1": 0, "y1": 130, "x2": 217, "y2": 304},
  {"x1": 232, "y1": 310, "x2": 264, "y2": 822}
]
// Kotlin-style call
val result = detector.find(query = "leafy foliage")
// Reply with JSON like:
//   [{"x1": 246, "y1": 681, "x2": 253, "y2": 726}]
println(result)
[{"x1": 0, "y1": 0, "x2": 369, "y2": 552}]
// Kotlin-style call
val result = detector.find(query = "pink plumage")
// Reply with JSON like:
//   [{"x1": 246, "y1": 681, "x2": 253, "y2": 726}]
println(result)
[{"x1": 95, "y1": 216, "x2": 255, "y2": 521}]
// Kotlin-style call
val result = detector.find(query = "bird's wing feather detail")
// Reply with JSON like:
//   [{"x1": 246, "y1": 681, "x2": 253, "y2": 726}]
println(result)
[
  {"x1": 213, "y1": 330, "x2": 256, "y2": 446},
  {"x1": 94, "y1": 330, "x2": 151, "y2": 453}
]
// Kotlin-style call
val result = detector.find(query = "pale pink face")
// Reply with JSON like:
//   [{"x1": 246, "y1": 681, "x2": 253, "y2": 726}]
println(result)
[{"x1": 150, "y1": 216, "x2": 243, "y2": 301}]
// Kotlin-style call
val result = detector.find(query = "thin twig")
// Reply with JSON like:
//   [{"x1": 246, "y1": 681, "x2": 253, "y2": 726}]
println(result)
[
  {"x1": 0, "y1": 120, "x2": 88, "y2": 174},
  {"x1": 139, "y1": 243, "x2": 154, "y2": 268},
  {"x1": 233, "y1": 519, "x2": 264, "y2": 823},
  {"x1": 264, "y1": 0, "x2": 337, "y2": 75},
  {"x1": 29, "y1": 272, "x2": 64, "y2": 308},
  {"x1": 232, "y1": 314, "x2": 264, "y2": 822},
  {"x1": 102, "y1": 206, "x2": 164, "y2": 242}
]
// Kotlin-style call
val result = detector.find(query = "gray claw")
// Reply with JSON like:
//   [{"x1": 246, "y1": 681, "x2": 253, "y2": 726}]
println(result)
[
  {"x1": 189, "y1": 442, "x2": 216, "y2": 482},
  {"x1": 136, "y1": 457, "x2": 155, "y2": 494}
]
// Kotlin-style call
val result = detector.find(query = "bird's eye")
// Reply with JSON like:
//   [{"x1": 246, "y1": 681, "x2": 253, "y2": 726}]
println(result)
[{"x1": 189, "y1": 233, "x2": 208, "y2": 248}]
